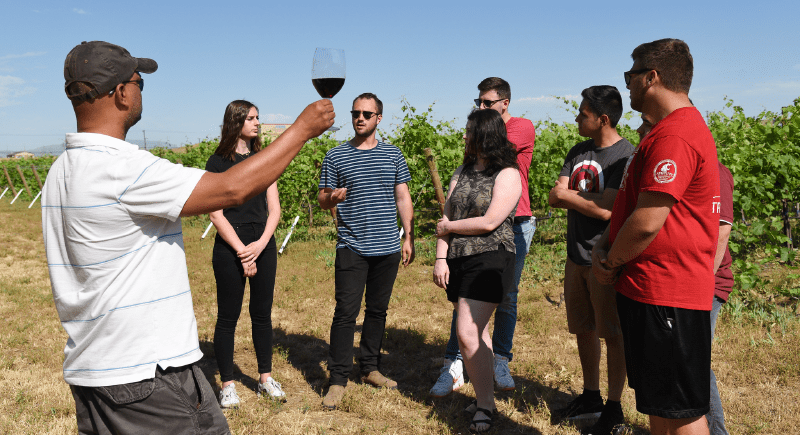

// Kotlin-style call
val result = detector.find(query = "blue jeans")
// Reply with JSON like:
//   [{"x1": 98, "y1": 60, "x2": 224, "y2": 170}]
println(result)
[
  {"x1": 445, "y1": 219, "x2": 535, "y2": 361},
  {"x1": 708, "y1": 295, "x2": 729, "y2": 435}
]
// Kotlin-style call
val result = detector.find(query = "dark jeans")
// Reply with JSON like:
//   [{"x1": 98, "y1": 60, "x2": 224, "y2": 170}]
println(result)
[
  {"x1": 71, "y1": 364, "x2": 230, "y2": 435},
  {"x1": 708, "y1": 295, "x2": 729, "y2": 434},
  {"x1": 328, "y1": 248, "x2": 401, "y2": 386},
  {"x1": 212, "y1": 223, "x2": 277, "y2": 382}
]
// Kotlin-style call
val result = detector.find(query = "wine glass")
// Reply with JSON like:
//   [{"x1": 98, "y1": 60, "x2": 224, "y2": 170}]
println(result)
[{"x1": 312, "y1": 48, "x2": 345, "y2": 132}]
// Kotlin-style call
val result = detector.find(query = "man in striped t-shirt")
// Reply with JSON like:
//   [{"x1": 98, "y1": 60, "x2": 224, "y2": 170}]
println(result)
[{"x1": 317, "y1": 93, "x2": 415, "y2": 410}]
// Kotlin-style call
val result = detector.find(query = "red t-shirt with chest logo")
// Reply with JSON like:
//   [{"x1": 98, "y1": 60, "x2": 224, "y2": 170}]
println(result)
[{"x1": 609, "y1": 107, "x2": 720, "y2": 310}]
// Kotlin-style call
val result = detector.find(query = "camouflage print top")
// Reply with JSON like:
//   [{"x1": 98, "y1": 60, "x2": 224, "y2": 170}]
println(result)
[{"x1": 447, "y1": 164, "x2": 516, "y2": 259}]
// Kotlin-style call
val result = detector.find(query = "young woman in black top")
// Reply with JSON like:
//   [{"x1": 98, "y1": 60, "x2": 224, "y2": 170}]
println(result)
[{"x1": 206, "y1": 100, "x2": 284, "y2": 408}]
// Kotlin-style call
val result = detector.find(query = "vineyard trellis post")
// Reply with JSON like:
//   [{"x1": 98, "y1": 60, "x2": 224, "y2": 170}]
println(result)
[
  {"x1": 15, "y1": 165, "x2": 32, "y2": 198},
  {"x1": 423, "y1": 148, "x2": 446, "y2": 215},
  {"x1": 3, "y1": 167, "x2": 17, "y2": 198},
  {"x1": 783, "y1": 199, "x2": 794, "y2": 265},
  {"x1": 31, "y1": 165, "x2": 43, "y2": 189}
]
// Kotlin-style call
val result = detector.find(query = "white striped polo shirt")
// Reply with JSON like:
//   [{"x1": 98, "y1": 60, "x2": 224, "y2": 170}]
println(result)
[{"x1": 42, "y1": 132, "x2": 205, "y2": 387}]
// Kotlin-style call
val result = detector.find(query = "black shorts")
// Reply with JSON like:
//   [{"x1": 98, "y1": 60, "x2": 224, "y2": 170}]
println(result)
[
  {"x1": 617, "y1": 292, "x2": 711, "y2": 419},
  {"x1": 446, "y1": 245, "x2": 515, "y2": 304}
]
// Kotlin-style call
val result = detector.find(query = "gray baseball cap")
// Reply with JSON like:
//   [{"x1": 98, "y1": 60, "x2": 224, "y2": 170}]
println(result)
[{"x1": 64, "y1": 41, "x2": 157, "y2": 102}]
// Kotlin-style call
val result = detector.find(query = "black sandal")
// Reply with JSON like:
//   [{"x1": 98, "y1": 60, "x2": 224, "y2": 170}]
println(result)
[{"x1": 469, "y1": 407, "x2": 494, "y2": 433}]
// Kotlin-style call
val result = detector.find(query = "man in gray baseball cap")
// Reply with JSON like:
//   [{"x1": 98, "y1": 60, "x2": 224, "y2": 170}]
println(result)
[{"x1": 44, "y1": 41, "x2": 334, "y2": 434}]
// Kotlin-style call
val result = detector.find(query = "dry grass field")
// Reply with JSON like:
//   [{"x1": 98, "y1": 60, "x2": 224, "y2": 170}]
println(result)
[{"x1": 1, "y1": 202, "x2": 798, "y2": 434}]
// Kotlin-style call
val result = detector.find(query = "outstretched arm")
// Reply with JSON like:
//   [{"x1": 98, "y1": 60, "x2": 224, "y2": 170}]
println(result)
[{"x1": 181, "y1": 100, "x2": 334, "y2": 217}]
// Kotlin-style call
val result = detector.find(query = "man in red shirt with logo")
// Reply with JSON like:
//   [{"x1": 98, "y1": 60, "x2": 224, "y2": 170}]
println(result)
[{"x1": 593, "y1": 38, "x2": 719, "y2": 435}]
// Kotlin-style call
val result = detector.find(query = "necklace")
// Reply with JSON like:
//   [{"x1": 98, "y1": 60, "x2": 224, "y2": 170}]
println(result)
[{"x1": 235, "y1": 148, "x2": 250, "y2": 156}]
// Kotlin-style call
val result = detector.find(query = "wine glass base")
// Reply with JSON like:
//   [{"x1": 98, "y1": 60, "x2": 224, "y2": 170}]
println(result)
[{"x1": 326, "y1": 126, "x2": 340, "y2": 132}]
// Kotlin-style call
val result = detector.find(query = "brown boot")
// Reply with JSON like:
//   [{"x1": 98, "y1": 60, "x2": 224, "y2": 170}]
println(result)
[
  {"x1": 361, "y1": 371, "x2": 397, "y2": 390},
  {"x1": 322, "y1": 385, "x2": 345, "y2": 410}
]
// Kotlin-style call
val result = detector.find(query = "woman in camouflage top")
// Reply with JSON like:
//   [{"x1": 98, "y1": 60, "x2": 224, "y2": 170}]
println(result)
[{"x1": 433, "y1": 109, "x2": 521, "y2": 433}]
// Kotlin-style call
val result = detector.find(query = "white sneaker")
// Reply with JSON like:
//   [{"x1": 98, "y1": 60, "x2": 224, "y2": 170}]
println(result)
[
  {"x1": 429, "y1": 358, "x2": 464, "y2": 398},
  {"x1": 494, "y1": 354, "x2": 515, "y2": 391},
  {"x1": 219, "y1": 383, "x2": 240, "y2": 409},
  {"x1": 257, "y1": 376, "x2": 287, "y2": 402}
]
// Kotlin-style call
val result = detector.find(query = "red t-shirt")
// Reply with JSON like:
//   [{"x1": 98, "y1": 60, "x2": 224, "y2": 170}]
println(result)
[
  {"x1": 715, "y1": 163, "x2": 734, "y2": 300},
  {"x1": 506, "y1": 117, "x2": 535, "y2": 217},
  {"x1": 609, "y1": 107, "x2": 719, "y2": 310}
]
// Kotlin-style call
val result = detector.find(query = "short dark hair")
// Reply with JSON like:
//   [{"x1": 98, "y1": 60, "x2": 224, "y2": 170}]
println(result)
[
  {"x1": 477, "y1": 77, "x2": 510, "y2": 101},
  {"x1": 580, "y1": 86, "x2": 623, "y2": 127},
  {"x1": 353, "y1": 93, "x2": 383, "y2": 115},
  {"x1": 631, "y1": 38, "x2": 693, "y2": 94},
  {"x1": 463, "y1": 109, "x2": 518, "y2": 176}
]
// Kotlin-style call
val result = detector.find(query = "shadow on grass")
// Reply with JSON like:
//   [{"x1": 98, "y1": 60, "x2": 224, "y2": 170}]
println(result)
[{"x1": 382, "y1": 326, "x2": 546, "y2": 434}]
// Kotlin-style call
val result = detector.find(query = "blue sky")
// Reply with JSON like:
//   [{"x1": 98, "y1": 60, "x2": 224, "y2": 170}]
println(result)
[{"x1": 1, "y1": 1, "x2": 798, "y2": 152}]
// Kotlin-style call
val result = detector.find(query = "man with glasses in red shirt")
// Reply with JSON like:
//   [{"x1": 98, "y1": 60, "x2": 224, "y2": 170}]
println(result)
[{"x1": 593, "y1": 38, "x2": 719, "y2": 435}]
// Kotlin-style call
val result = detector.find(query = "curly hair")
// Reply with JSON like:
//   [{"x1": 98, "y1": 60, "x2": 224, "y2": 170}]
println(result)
[
  {"x1": 215, "y1": 100, "x2": 263, "y2": 161},
  {"x1": 463, "y1": 109, "x2": 518, "y2": 176}
]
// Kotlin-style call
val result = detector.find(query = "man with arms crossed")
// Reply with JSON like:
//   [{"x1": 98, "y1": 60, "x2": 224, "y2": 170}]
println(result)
[
  {"x1": 638, "y1": 117, "x2": 733, "y2": 435},
  {"x1": 549, "y1": 86, "x2": 634, "y2": 435},
  {"x1": 317, "y1": 93, "x2": 415, "y2": 410},
  {"x1": 593, "y1": 38, "x2": 719, "y2": 435},
  {"x1": 430, "y1": 77, "x2": 536, "y2": 396},
  {"x1": 43, "y1": 41, "x2": 333, "y2": 434}
]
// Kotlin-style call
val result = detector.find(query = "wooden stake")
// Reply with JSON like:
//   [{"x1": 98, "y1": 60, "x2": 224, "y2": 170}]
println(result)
[
  {"x1": 783, "y1": 199, "x2": 793, "y2": 264},
  {"x1": 2, "y1": 167, "x2": 16, "y2": 197},
  {"x1": 15, "y1": 165, "x2": 31, "y2": 198},
  {"x1": 423, "y1": 148, "x2": 446, "y2": 215},
  {"x1": 31, "y1": 165, "x2": 43, "y2": 189}
]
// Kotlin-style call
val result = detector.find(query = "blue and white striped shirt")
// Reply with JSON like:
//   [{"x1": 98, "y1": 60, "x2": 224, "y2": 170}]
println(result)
[{"x1": 319, "y1": 141, "x2": 411, "y2": 256}]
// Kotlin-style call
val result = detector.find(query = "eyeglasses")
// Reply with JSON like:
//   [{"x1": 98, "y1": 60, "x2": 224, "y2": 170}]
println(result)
[
  {"x1": 474, "y1": 98, "x2": 506, "y2": 108},
  {"x1": 624, "y1": 68, "x2": 657, "y2": 86},
  {"x1": 350, "y1": 110, "x2": 377, "y2": 119},
  {"x1": 121, "y1": 78, "x2": 144, "y2": 91}
]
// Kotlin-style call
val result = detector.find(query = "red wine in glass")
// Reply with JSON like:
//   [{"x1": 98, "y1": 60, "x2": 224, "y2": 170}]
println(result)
[
  {"x1": 312, "y1": 48, "x2": 345, "y2": 131},
  {"x1": 312, "y1": 78, "x2": 345, "y2": 99}
]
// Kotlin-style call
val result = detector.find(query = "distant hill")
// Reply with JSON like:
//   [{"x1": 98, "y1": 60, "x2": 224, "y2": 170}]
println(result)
[{"x1": 4, "y1": 138, "x2": 189, "y2": 157}]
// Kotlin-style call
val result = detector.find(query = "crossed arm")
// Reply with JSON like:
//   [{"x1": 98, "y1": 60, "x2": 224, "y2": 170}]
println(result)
[
  {"x1": 548, "y1": 175, "x2": 618, "y2": 221},
  {"x1": 592, "y1": 191, "x2": 676, "y2": 284}
]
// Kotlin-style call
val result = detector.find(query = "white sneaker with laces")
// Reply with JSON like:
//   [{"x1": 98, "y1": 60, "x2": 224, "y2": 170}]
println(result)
[
  {"x1": 429, "y1": 358, "x2": 464, "y2": 398},
  {"x1": 494, "y1": 354, "x2": 515, "y2": 391},
  {"x1": 257, "y1": 376, "x2": 287, "y2": 402},
  {"x1": 219, "y1": 383, "x2": 240, "y2": 409}
]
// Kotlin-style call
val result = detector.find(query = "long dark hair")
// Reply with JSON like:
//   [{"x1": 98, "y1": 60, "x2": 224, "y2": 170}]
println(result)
[
  {"x1": 215, "y1": 100, "x2": 262, "y2": 161},
  {"x1": 463, "y1": 109, "x2": 518, "y2": 176}
]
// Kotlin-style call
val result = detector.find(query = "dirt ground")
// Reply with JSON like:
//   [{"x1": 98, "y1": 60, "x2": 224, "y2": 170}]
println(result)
[{"x1": 0, "y1": 203, "x2": 798, "y2": 434}]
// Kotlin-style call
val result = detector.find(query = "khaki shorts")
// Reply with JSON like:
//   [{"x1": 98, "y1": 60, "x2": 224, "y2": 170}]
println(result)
[{"x1": 564, "y1": 257, "x2": 622, "y2": 338}]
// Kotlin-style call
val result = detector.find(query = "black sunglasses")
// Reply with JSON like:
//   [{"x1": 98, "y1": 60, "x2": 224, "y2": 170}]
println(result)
[
  {"x1": 624, "y1": 68, "x2": 657, "y2": 86},
  {"x1": 350, "y1": 110, "x2": 377, "y2": 119},
  {"x1": 474, "y1": 98, "x2": 506, "y2": 108},
  {"x1": 121, "y1": 78, "x2": 144, "y2": 91}
]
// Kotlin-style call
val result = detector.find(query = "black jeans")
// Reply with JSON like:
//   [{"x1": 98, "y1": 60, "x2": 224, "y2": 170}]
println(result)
[
  {"x1": 71, "y1": 364, "x2": 230, "y2": 435},
  {"x1": 328, "y1": 248, "x2": 401, "y2": 386},
  {"x1": 212, "y1": 223, "x2": 277, "y2": 382}
]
